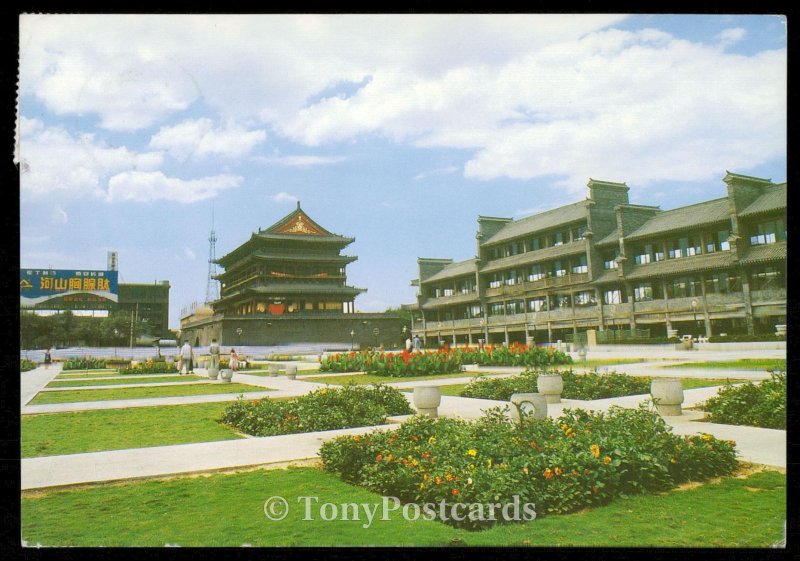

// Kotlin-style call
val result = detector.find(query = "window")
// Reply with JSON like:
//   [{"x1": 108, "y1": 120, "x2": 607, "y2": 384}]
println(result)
[
  {"x1": 510, "y1": 242, "x2": 520, "y2": 256},
  {"x1": 468, "y1": 305, "x2": 483, "y2": 318},
  {"x1": 551, "y1": 229, "x2": 569, "y2": 246},
  {"x1": 667, "y1": 276, "x2": 701, "y2": 298},
  {"x1": 571, "y1": 255, "x2": 588, "y2": 274},
  {"x1": 506, "y1": 300, "x2": 525, "y2": 315},
  {"x1": 705, "y1": 272, "x2": 741, "y2": 294},
  {"x1": 552, "y1": 260, "x2": 566, "y2": 277},
  {"x1": 528, "y1": 297, "x2": 547, "y2": 312},
  {"x1": 603, "y1": 250, "x2": 619, "y2": 270},
  {"x1": 603, "y1": 288, "x2": 622, "y2": 304},
  {"x1": 551, "y1": 293, "x2": 571, "y2": 308},
  {"x1": 750, "y1": 220, "x2": 786, "y2": 246},
  {"x1": 488, "y1": 273, "x2": 502, "y2": 289},
  {"x1": 528, "y1": 236, "x2": 545, "y2": 252},
  {"x1": 634, "y1": 244, "x2": 654, "y2": 265},
  {"x1": 489, "y1": 302, "x2": 505, "y2": 316},
  {"x1": 572, "y1": 225, "x2": 587, "y2": 241},
  {"x1": 574, "y1": 291, "x2": 596, "y2": 307},
  {"x1": 528, "y1": 264, "x2": 545, "y2": 282},
  {"x1": 442, "y1": 287, "x2": 454, "y2": 297},
  {"x1": 706, "y1": 230, "x2": 731, "y2": 253},
  {"x1": 633, "y1": 284, "x2": 654, "y2": 302},
  {"x1": 749, "y1": 266, "x2": 786, "y2": 290}
]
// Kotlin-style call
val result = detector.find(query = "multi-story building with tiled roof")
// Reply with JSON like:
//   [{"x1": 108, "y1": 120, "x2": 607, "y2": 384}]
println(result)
[{"x1": 412, "y1": 172, "x2": 786, "y2": 346}]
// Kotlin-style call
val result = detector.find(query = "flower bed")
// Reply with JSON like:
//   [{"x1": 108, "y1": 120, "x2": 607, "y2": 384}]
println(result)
[
  {"x1": 460, "y1": 369, "x2": 651, "y2": 401},
  {"x1": 701, "y1": 371, "x2": 786, "y2": 429},
  {"x1": 320, "y1": 406, "x2": 737, "y2": 530},
  {"x1": 118, "y1": 360, "x2": 174, "y2": 375},
  {"x1": 63, "y1": 357, "x2": 108, "y2": 370},
  {"x1": 318, "y1": 344, "x2": 571, "y2": 377},
  {"x1": 220, "y1": 384, "x2": 414, "y2": 436},
  {"x1": 320, "y1": 350, "x2": 463, "y2": 377}
]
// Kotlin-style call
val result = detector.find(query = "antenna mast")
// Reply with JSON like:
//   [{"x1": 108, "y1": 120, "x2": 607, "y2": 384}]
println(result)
[{"x1": 205, "y1": 202, "x2": 220, "y2": 304}]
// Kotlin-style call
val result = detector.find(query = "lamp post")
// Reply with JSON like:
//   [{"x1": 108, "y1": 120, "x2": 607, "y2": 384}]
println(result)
[
  {"x1": 236, "y1": 327, "x2": 243, "y2": 348},
  {"x1": 691, "y1": 299, "x2": 699, "y2": 338},
  {"x1": 113, "y1": 328, "x2": 118, "y2": 357},
  {"x1": 350, "y1": 329, "x2": 355, "y2": 351}
]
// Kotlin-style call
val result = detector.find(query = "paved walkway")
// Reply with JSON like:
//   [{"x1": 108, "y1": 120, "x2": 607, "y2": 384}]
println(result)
[{"x1": 20, "y1": 354, "x2": 786, "y2": 490}]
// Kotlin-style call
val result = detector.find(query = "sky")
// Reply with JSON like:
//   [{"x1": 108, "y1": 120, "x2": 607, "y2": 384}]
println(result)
[{"x1": 17, "y1": 14, "x2": 787, "y2": 330}]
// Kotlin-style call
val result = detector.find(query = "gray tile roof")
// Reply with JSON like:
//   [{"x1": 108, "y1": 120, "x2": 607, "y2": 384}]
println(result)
[
  {"x1": 625, "y1": 198, "x2": 731, "y2": 241},
  {"x1": 738, "y1": 184, "x2": 787, "y2": 217},
  {"x1": 624, "y1": 251, "x2": 737, "y2": 280},
  {"x1": 483, "y1": 201, "x2": 588, "y2": 245},
  {"x1": 739, "y1": 241, "x2": 787, "y2": 265},
  {"x1": 423, "y1": 259, "x2": 478, "y2": 283},
  {"x1": 480, "y1": 242, "x2": 587, "y2": 274},
  {"x1": 595, "y1": 231, "x2": 620, "y2": 246}
]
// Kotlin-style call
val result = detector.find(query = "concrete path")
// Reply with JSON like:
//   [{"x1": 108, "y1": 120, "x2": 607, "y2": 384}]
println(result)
[{"x1": 40, "y1": 380, "x2": 217, "y2": 392}]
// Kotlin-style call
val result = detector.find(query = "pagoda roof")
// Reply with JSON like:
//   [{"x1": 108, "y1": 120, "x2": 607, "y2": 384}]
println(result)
[
  {"x1": 218, "y1": 283, "x2": 367, "y2": 302},
  {"x1": 217, "y1": 203, "x2": 355, "y2": 267}
]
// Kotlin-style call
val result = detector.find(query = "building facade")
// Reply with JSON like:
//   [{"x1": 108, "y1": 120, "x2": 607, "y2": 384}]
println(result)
[
  {"x1": 412, "y1": 172, "x2": 786, "y2": 345},
  {"x1": 117, "y1": 281, "x2": 171, "y2": 339},
  {"x1": 180, "y1": 203, "x2": 404, "y2": 347}
]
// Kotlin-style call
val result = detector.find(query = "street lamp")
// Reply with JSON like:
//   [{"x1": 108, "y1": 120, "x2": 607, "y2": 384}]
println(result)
[
  {"x1": 113, "y1": 328, "x2": 119, "y2": 357},
  {"x1": 691, "y1": 299, "x2": 699, "y2": 338},
  {"x1": 350, "y1": 329, "x2": 355, "y2": 351},
  {"x1": 236, "y1": 327, "x2": 243, "y2": 348}
]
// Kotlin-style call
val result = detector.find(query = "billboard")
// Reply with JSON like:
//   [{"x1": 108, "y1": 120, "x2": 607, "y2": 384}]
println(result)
[{"x1": 20, "y1": 269, "x2": 119, "y2": 310}]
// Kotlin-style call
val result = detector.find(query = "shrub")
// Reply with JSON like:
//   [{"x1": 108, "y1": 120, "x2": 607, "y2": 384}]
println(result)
[
  {"x1": 21, "y1": 358, "x2": 37, "y2": 372},
  {"x1": 319, "y1": 405, "x2": 737, "y2": 530},
  {"x1": 708, "y1": 333, "x2": 785, "y2": 343},
  {"x1": 220, "y1": 384, "x2": 413, "y2": 436},
  {"x1": 63, "y1": 357, "x2": 107, "y2": 370},
  {"x1": 599, "y1": 337, "x2": 680, "y2": 345},
  {"x1": 701, "y1": 371, "x2": 786, "y2": 429},
  {"x1": 320, "y1": 350, "x2": 463, "y2": 377},
  {"x1": 460, "y1": 369, "x2": 651, "y2": 401},
  {"x1": 118, "y1": 360, "x2": 174, "y2": 375},
  {"x1": 457, "y1": 343, "x2": 573, "y2": 367}
]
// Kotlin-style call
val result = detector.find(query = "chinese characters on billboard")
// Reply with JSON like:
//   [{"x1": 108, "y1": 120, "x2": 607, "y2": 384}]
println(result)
[{"x1": 20, "y1": 269, "x2": 119, "y2": 310}]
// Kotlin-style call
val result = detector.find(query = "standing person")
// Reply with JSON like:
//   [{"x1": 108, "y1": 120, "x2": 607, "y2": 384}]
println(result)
[
  {"x1": 43, "y1": 347, "x2": 52, "y2": 369},
  {"x1": 405, "y1": 334, "x2": 413, "y2": 352},
  {"x1": 209, "y1": 338, "x2": 220, "y2": 375},
  {"x1": 180, "y1": 340, "x2": 194, "y2": 375},
  {"x1": 229, "y1": 348, "x2": 239, "y2": 373},
  {"x1": 413, "y1": 334, "x2": 421, "y2": 351}
]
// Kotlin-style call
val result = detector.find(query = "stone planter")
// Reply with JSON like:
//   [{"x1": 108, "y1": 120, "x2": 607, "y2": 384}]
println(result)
[
  {"x1": 286, "y1": 364, "x2": 297, "y2": 380},
  {"x1": 650, "y1": 378, "x2": 684, "y2": 416},
  {"x1": 220, "y1": 369, "x2": 233, "y2": 383},
  {"x1": 666, "y1": 328, "x2": 678, "y2": 339},
  {"x1": 413, "y1": 386, "x2": 441, "y2": 418},
  {"x1": 775, "y1": 324, "x2": 787, "y2": 337},
  {"x1": 509, "y1": 393, "x2": 548, "y2": 422},
  {"x1": 207, "y1": 365, "x2": 219, "y2": 380},
  {"x1": 268, "y1": 363, "x2": 281, "y2": 377},
  {"x1": 536, "y1": 373, "x2": 563, "y2": 404}
]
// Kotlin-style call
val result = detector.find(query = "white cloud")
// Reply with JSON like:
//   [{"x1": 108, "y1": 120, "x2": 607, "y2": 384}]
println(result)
[
  {"x1": 717, "y1": 27, "x2": 747, "y2": 47},
  {"x1": 52, "y1": 206, "x2": 69, "y2": 223},
  {"x1": 413, "y1": 165, "x2": 459, "y2": 181},
  {"x1": 106, "y1": 171, "x2": 242, "y2": 203},
  {"x1": 183, "y1": 247, "x2": 196, "y2": 260},
  {"x1": 271, "y1": 192, "x2": 299, "y2": 203},
  {"x1": 254, "y1": 155, "x2": 346, "y2": 166},
  {"x1": 18, "y1": 117, "x2": 164, "y2": 199},
  {"x1": 149, "y1": 118, "x2": 266, "y2": 161}
]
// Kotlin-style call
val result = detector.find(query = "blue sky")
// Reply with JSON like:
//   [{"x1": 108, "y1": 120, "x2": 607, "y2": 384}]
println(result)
[{"x1": 17, "y1": 14, "x2": 787, "y2": 329}]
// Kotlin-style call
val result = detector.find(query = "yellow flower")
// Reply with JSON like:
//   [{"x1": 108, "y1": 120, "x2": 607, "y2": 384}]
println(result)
[
  {"x1": 561, "y1": 423, "x2": 569, "y2": 430},
  {"x1": 428, "y1": 436, "x2": 437, "y2": 444},
  {"x1": 320, "y1": 388, "x2": 328, "y2": 395},
  {"x1": 543, "y1": 468, "x2": 553, "y2": 480},
  {"x1": 467, "y1": 449, "x2": 477, "y2": 457},
  {"x1": 487, "y1": 459, "x2": 493, "y2": 469},
  {"x1": 523, "y1": 467, "x2": 529, "y2": 475},
  {"x1": 446, "y1": 473, "x2": 453, "y2": 481},
  {"x1": 702, "y1": 434, "x2": 712, "y2": 441},
  {"x1": 671, "y1": 458, "x2": 677, "y2": 464},
  {"x1": 603, "y1": 456, "x2": 612, "y2": 465},
  {"x1": 590, "y1": 444, "x2": 601, "y2": 458},
  {"x1": 554, "y1": 467, "x2": 563, "y2": 476}
]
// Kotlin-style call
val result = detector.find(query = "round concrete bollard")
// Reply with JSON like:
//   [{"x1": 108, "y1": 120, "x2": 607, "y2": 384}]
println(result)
[
  {"x1": 413, "y1": 386, "x2": 442, "y2": 418},
  {"x1": 207, "y1": 365, "x2": 219, "y2": 380},
  {"x1": 286, "y1": 364, "x2": 297, "y2": 380},
  {"x1": 268, "y1": 363, "x2": 281, "y2": 377},
  {"x1": 536, "y1": 373, "x2": 564, "y2": 404},
  {"x1": 509, "y1": 393, "x2": 548, "y2": 422},
  {"x1": 220, "y1": 369, "x2": 233, "y2": 383},
  {"x1": 650, "y1": 378, "x2": 684, "y2": 416}
]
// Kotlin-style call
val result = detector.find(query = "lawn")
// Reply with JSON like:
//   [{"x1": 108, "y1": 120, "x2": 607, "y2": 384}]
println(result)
[
  {"x1": 57, "y1": 369, "x2": 121, "y2": 378},
  {"x1": 22, "y1": 402, "x2": 242, "y2": 457},
  {"x1": 46, "y1": 375, "x2": 206, "y2": 388},
  {"x1": 29, "y1": 383, "x2": 269, "y2": 405},
  {"x1": 21, "y1": 466, "x2": 785, "y2": 547},
  {"x1": 661, "y1": 359, "x2": 785, "y2": 371}
]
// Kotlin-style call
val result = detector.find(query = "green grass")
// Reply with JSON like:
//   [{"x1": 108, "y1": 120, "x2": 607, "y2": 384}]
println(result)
[
  {"x1": 661, "y1": 359, "x2": 786, "y2": 371},
  {"x1": 22, "y1": 402, "x2": 243, "y2": 457},
  {"x1": 555, "y1": 358, "x2": 648, "y2": 368},
  {"x1": 29, "y1": 383, "x2": 269, "y2": 405},
  {"x1": 21, "y1": 467, "x2": 785, "y2": 547},
  {"x1": 57, "y1": 369, "x2": 121, "y2": 378},
  {"x1": 245, "y1": 368, "x2": 321, "y2": 377},
  {"x1": 46, "y1": 375, "x2": 206, "y2": 388}
]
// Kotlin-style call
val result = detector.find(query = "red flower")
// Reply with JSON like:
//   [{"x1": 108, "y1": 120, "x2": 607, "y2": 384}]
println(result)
[
  {"x1": 376, "y1": 454, "x2": 383, "y2": 462},
  {"x1": 452, "y1": 489, "x2": 459, "y2": 496}
]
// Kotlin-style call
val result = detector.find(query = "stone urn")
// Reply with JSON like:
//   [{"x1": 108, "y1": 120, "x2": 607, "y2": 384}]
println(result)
[
  {"x1": 220, "y1": 368, "x2": 233, "y2": 383},
  {"x1": 286, "y1": 364, "x2": 297, "y2": 380},
  {"x1": 413, "y1": 386, "x2": 442, "y2": 418},
  {"x1": 536, "y1": 373, "x2": 564, "y2": 404},
  {"x1": 268, "y1": 363, "x2": 281, "y2": 377},
  {"x1": 650, "y1": 378, "x2": 684, "y2": 416},
  {"x1": 207, "y1": 364, "x2": 219, "y2": 380},
  {"x1": 509, "y1": 393, "x2": 548, "y2": 422}
]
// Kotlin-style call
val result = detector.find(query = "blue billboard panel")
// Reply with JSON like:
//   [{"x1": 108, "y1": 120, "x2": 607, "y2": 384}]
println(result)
[{"x1": 20, "y1": 269, "x2": 119, "y2": 309}]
